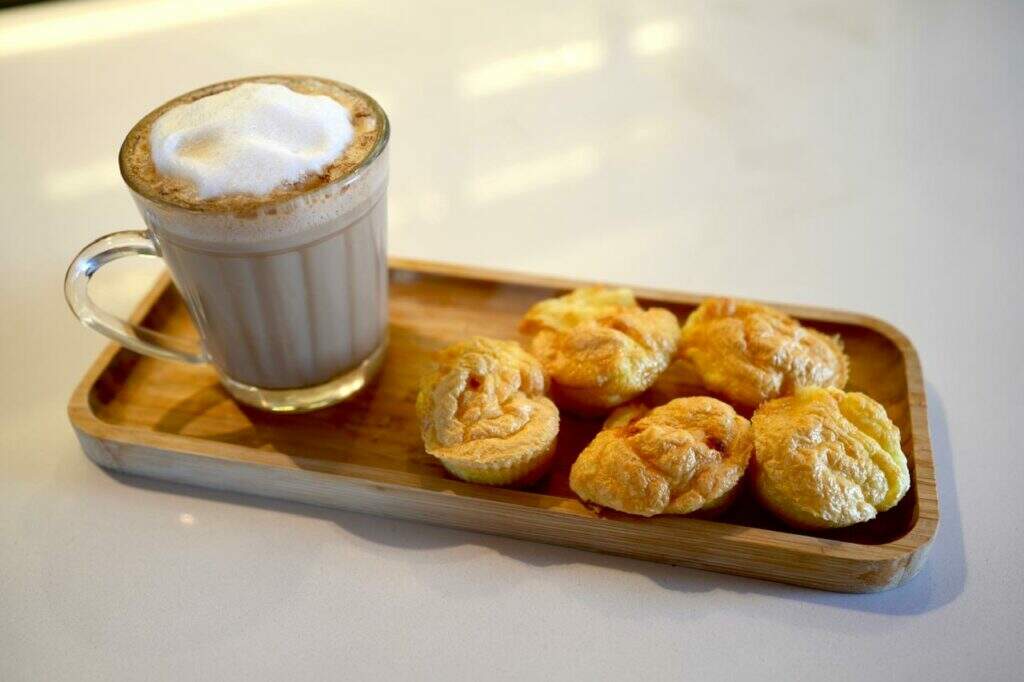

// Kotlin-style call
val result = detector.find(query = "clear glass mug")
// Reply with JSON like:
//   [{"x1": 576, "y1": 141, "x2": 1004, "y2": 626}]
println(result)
[{"x1": 64, "y1": 77, "x2": 390, "y2": 412}]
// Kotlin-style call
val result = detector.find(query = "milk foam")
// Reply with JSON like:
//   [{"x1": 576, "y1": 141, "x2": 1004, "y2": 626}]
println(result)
[{"x1": 149, "y1": 82, "x2": 354, "y2": 200}]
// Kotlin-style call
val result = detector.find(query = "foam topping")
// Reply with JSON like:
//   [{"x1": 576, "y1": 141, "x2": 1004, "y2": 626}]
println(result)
[{"x1": 149, "y1": 82, "x2": 354, "y2": 200}]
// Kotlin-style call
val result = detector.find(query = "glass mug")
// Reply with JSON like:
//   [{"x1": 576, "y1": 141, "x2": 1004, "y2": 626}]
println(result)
[{"x1": 65, "y1": 77, "x2": 390, "y2": 412}]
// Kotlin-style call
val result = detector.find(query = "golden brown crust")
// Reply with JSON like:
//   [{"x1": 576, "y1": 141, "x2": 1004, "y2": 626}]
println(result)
[
  {"x1": 415, "y1": 337, "x2": 559, "y2": 486},
  {"x1": 750, "y1": 386, "x2": 910, "y2": 530},
  {"x1": 519, "y1": 288, "x2": 680, "y2": 414},
  {"x1": 569, "y1": 397, "x2": 753, "y2": 517},
  {"x1": 679, "y1": 298, "x2": 848, "y2": 409},
  {"x1": 120, "y1": 75, "x2": 385, "y2": 214},
  {"x1": 645, "y1": 357, "x2": 709, "y2": 406}
]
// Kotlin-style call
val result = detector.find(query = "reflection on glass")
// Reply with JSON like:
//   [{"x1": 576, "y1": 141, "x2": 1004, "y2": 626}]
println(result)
[
  {"x1": 469, "y1": 146, "x2": 599, "y2": 203},
  {"x1": 460, "y1": 41, "x2": 605, "y2": 98},
  {"x1": 178, "y1": 513, "x2": 195, "y2": 526},
  {"x1": 630, "y1": 20, "x2": 685, "y2": 56},
  {"x1": 0, "y1": 0, "x2": 305, "y2": 58}
]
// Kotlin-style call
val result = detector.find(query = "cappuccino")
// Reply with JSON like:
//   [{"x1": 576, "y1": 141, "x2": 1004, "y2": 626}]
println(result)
[{"x1": 118, "y1": 76, "x2": 390, "y2": 408}]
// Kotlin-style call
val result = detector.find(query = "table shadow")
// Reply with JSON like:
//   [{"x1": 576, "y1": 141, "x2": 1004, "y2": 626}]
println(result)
[{"x1": 100, "y1": 381, "x2": 964, "y2": 617}]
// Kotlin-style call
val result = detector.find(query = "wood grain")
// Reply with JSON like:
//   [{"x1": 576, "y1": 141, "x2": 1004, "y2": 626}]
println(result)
[{"x1": 68, "y1": 258, "x2": 938, "y2": 592}]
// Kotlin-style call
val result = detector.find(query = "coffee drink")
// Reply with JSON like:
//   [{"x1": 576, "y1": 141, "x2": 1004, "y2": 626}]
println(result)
[{"x1": 67, "y1": 76, "x2": 390, "y2": 411}]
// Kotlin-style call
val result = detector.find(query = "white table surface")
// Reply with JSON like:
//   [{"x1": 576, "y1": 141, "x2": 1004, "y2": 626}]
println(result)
[{"x1": 2, "y1": 0, "x2": 1021, "y2": 679}]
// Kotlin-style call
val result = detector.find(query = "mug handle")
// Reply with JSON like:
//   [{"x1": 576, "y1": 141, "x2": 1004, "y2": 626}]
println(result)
[{"x1": 64, "y1": 230, "x2": 207, "y2": 364}]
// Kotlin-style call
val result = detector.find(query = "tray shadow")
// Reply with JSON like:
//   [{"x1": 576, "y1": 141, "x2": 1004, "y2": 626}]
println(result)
[{"x1": 101, "y1": 380, "x2": 965, "y2": 616}]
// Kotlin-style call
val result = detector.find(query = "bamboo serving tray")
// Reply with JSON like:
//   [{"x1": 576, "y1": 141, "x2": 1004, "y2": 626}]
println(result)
[{"x1": 69, "y1": 258, "x2": 937, "y2": 593}]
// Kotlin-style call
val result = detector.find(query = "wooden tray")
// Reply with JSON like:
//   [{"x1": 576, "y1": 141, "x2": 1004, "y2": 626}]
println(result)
[{"x1": 69, "y1": 258, "x2": 938, "y2": 593}]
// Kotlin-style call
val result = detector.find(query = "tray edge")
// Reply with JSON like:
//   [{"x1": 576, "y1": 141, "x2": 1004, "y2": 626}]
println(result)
[{"x1": 66, "y1": 259, "x2": 939, "y2": 593}]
